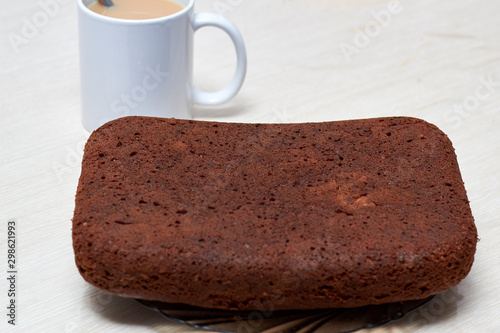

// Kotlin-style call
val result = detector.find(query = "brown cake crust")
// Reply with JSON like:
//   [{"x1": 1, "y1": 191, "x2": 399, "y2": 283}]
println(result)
[{"x1": 72, "y1": 116, "x2": 477, "y2": 310}]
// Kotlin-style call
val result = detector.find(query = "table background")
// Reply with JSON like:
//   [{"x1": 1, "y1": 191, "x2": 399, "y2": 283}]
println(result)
[{"x1": 1, "y1": 0, "x2": 499, "y2": 332}]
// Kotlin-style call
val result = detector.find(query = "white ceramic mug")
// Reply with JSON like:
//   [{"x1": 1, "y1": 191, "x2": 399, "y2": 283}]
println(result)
[{"x1": 78, "y1": 0, "x2": 247, "y2": 132}]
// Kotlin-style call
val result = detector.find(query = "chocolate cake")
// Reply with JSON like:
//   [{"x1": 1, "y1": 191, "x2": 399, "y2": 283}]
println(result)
[{"x1": 72, "y1": 116, "x2": 477, "y2": 310}]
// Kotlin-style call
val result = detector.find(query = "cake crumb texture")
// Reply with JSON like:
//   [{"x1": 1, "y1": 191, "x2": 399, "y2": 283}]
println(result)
[{"x1": 72, "y1": 116, "x2": 477, "y2": 310}]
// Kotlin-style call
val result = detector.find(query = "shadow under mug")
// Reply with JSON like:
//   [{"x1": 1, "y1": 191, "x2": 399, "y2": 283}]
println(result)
[{"x1": 78, "y1": 0, "x2": 247, "y2": 132}]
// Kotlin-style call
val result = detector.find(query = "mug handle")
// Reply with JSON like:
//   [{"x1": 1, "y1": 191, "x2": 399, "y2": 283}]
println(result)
[{"x1": 191, "y1": 13, "x2": 247, "y2": 106}]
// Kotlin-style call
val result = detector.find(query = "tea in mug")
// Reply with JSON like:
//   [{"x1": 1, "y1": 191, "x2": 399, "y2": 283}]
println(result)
[{"x1": 88, "y1": 0, "x2": 184, "y2": 20}]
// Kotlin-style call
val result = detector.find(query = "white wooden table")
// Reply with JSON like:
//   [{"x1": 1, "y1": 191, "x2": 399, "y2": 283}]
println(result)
[{"x1": 1, "y1": 0, "x2": 499, "y2": 332}]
